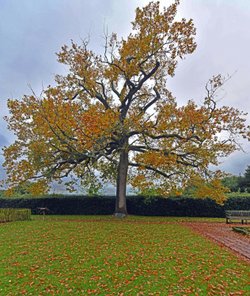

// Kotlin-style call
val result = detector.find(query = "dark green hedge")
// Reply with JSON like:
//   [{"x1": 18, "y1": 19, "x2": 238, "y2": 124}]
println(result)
[
  {"x1": 0, "y1": 196, "x2": 115, "y2": 215},
  {"x1": 224, "y1": 196, "x2": 250, "y2": 211},
  {"x1": 0, "y1": 195, "x2": 249, "y2": 217},
  {"x1": 127, "y1": 197, "x2": 224, "y2": 217}
]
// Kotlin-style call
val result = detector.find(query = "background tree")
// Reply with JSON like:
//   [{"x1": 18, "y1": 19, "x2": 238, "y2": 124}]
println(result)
[
  {"x1": 221, "y1": 175, "x2": 241, "y2": 193},
  {"x1": 238, "y1": 165, "x2": 250, "y2": 193},
  {"x1": 2, "y1": 1, "x2": 250, "y2": 215}
]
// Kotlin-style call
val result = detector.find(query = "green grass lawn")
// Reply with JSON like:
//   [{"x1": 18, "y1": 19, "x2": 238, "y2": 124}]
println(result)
[{"x1": 0, "y1": 216, "x2": 249, "y2": 295}]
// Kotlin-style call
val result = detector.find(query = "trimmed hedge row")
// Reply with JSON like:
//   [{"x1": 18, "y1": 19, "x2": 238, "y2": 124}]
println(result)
[
  {"x1": 128, "y1": 197, "x2": 225, "y2": 217},
  {"x1": 0, "y1": 195, "x2": 249, "y2": 217},
  {"x1": 0, "y1": 196, "x2": 114, "y2": 215},
  {"x1": 223, "y1": 197, "x2": 250, "y2": 211},
  {"x1": 0, "y1": 208, "x2": 31, "y2": 222}
]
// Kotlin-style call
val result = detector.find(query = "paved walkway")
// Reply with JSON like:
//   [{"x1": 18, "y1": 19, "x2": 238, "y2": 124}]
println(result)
[{"x1": 183, "y1": 222, "x2": 250, "y2": 263}]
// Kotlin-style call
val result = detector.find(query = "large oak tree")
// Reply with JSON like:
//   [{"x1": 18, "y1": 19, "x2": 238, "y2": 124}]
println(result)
[{"x1": 2, "y1": 1, "x2": 250, "y2": 215}]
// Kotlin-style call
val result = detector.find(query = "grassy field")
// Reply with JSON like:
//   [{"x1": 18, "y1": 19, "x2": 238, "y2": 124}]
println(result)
[{"x1": 0, "y1": 216, "x2": 249, "y2": 295}]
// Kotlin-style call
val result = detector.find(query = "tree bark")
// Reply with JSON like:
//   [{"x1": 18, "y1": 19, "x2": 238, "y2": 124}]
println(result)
[{"x1": 115, "y1": 146, "x2": 128, "y2": 217}]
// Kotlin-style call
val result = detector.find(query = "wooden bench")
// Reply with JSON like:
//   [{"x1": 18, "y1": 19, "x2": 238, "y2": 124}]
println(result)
[{"x1": 225, "y1": 210, "x2": 250, "y2": 224}]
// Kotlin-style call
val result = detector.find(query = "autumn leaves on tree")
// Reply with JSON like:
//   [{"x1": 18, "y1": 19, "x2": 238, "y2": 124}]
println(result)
[{"x1": 3, "y1": 1, "x2": 250, "y2": 215}]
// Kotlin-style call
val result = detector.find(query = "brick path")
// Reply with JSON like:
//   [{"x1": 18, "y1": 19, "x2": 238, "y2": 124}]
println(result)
[{"x1": 183, "y1": 222, "x2": 250, "y2": 263}]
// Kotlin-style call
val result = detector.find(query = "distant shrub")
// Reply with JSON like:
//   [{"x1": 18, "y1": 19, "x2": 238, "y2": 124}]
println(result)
[{"x1": 0, "y1": 208, "x2": 31, "y2": 222}]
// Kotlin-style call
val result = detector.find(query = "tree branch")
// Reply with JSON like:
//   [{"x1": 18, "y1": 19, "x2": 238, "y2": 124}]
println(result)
[
  {"x1": 120, "y1": 61, "x2": 161, "y2": 121},
  {"x1": 142, "y1": 86, "x2": 161, "y2": 113},
  {"x1": 129, "y1": 162, "x2": 176, "y2": 178}
]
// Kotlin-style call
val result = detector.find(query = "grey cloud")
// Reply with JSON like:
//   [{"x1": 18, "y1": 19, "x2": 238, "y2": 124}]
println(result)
[{"x1": 219, "y1": 152, "x2": 250, "y2": 176}]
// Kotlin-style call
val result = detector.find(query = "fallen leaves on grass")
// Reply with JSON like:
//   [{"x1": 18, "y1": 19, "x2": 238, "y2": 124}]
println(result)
[{"x1": 0, "y1": 218, "x2": 249, "y2": 295}]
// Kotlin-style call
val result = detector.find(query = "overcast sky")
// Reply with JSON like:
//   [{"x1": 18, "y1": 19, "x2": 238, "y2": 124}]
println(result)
[{"x1": 0, "y1": 0, "x2": 250, "y2": 184}]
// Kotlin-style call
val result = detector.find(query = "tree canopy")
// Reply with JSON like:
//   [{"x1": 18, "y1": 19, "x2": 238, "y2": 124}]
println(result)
[{"x1": 2, "y1": 1, "x2": 250, "y2": 214}]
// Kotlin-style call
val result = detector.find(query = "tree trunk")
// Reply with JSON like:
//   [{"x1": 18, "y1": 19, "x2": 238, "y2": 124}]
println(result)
[{"x1": 115, "y1": 146, "x2": 128, "y2": 217}]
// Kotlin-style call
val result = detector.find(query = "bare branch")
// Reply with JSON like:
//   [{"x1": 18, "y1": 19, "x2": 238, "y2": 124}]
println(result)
[
  {"x1": 111, "y1": 81, "x2": 121, "y2": 99},
  {"x1": 141, "y1": 86, "x2": 161, "y2": 113}
]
